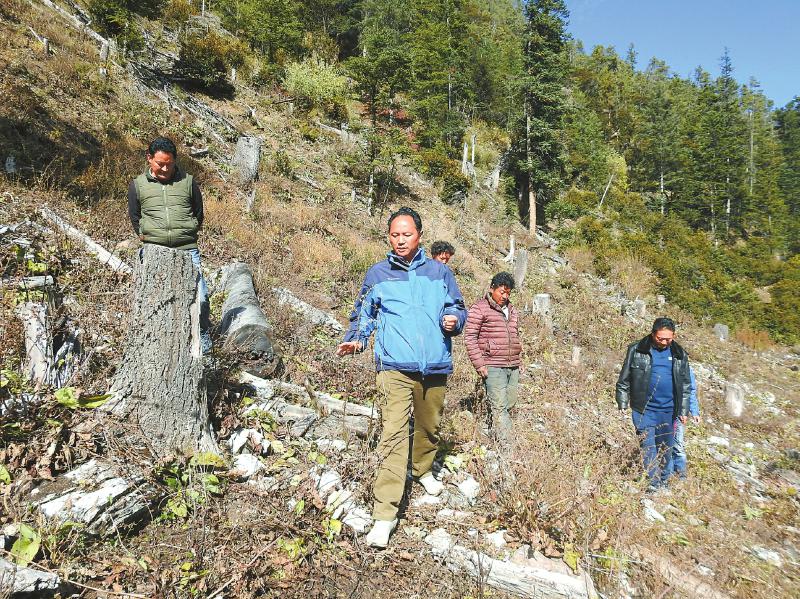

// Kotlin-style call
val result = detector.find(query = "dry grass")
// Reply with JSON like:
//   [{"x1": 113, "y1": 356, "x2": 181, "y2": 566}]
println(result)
[
  {"x1": 608, "y1": 252, "x2": 657, "y2": 300},
  {"x1": 565, "y1": 245, "x2": 596, "y2": 275}
]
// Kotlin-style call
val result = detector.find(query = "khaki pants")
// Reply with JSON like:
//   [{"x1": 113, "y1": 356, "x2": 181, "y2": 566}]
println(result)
[
  {"x1": 485, "y1": 366, "x2": 519, "y2": 440},
  {"x1": 373, "y1": 370, "x2": 447, "y2": 520}
]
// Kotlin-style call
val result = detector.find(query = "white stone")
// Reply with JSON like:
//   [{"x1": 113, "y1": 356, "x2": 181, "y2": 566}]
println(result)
[
  {"x1": 228, "y1": 428, "x2": 264, "y2": 454},
  {"x1": 457, "y1": 476, "x2": 480, "y2": 503},
  {"x1": 314, "y1": 469, "x2": 342, "y2": 499},
  {"x1": 707, "y1": 436, "x2": 730, "y2": 448},
  {"x1": 341, "y1": 506, "x2": 371, "y2": 533},
  {"x1": 696, "y1": 565, "x2": 714, "y2": 577},
  {"x1": 232, "y1": 454, "x2": 264, "y2": 479},
  {"x1": 436, "y1": 508, "x2": 471, "y2": 521},
  {"x1": 412, "y1": 494, "x2": 442, "y2": 507},
  {"x1": 485, "y1": 530, "x2": 507, "y2": 549},
  {"x1": 642, "y1": 499, "x2": 666, "y2": 523},
  {"x1": 0, "y1": 556, "x2": 62, "y2": 594},
  {"x1": 315, "y1": 438, "x2": 347, "y2": 453},
  {"x1": 750, "y1": 546, "x2": 782, "y2": 567}
]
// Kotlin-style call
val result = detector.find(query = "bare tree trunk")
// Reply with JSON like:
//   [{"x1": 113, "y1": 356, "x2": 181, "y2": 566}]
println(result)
[
  {"x1": 15, "y1": 302, "x2": 52, "y2": 389},
  {"x1": 233, "y1": 136, "x2": 261, "y2": 187},
  {"x1": 108, "y1": 245, "x2": 217, "y2": 458},
  {"x1": 525, "y1": 110, "x2": 536, "y2": 235},
  {"x1": 659, "y1": 169, "x2": 665, "y2": 216}
]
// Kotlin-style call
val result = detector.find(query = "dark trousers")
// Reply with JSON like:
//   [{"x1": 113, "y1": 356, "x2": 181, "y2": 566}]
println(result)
[{"x1": 632, "y1": 409, "x2": 674, "y2": 487}]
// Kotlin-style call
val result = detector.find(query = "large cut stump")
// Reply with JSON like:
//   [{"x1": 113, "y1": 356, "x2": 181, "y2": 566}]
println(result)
[
  {"x1": 107, "y1": 245, "x2": 217, "y2": 457},
  {"x1": 218, "y1": 262, "x2": 279, "y2": 376}
]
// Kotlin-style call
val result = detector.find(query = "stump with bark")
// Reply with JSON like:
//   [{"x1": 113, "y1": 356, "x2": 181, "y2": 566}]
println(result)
[
  {"x1": 108, "y1": 244, "x2": 217, "y2": 457},
  {"x1": 217, "y1": 261, "x2": 279, "y2": 377}
]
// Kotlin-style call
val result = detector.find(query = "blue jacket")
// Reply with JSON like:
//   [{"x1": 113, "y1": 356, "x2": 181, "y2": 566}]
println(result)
[
  {"x1": 687, "y1": 366, "x2": 699, "y2": 416},
  {"x1": 343, "y1": 248, "x2": 467, "y2": 375}
]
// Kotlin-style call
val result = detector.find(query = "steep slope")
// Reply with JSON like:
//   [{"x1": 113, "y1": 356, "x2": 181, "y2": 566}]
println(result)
[{"x1": 1, "y1": 2, "x2": 798, "y2": 598}]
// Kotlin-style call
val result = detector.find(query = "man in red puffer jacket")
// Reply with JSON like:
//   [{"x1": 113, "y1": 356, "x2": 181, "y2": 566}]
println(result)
[{"x1": 464, "y1": 272, "x2": 522, "y2": 440}]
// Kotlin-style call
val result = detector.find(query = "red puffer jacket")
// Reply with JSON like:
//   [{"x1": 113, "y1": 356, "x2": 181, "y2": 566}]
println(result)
[{"x1": 464, "y1": 295, "x2": 522, "y2": 370}]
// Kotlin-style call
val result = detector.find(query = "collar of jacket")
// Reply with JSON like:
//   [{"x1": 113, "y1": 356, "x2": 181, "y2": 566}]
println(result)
[
  {"x1": 635, "y1": 335, "x2": 686, "y2": 360},
  {"x1": 387, "y1": 248, "x2": 426, "y2": 271},
  {"x1": 144, "y1": 167, "x2": 183, "y2": 184},
  {"x1": 484, "y1": 292, "x2": 512, "y2": 313}
]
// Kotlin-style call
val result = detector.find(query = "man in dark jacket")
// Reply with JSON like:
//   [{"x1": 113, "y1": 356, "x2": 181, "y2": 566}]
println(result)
[
  {"x1": 616, "y1": 317, "x2": 691, "y2": 490},
  {"x1": 128, "y1": 137, "x2": 210, "y2": 350}
]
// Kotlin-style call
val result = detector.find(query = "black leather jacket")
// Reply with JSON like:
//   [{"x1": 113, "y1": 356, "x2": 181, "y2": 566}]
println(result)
[{"x1": 615, "y1": 336, "x2": 691, "y2": 419}]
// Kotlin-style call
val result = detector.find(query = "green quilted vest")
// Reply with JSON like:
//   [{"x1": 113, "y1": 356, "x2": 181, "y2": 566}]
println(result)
[{"x1": 134, "y1": 170, "x2": 199, "y2": 250}]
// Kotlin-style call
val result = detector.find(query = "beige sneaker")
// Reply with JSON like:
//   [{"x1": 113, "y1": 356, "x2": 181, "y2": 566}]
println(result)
[
  {"x1": 365, "y1": 518, "x2": 398, "y2": 548},
  {"x1": 418, "y1": 472, "x2": 444, "y2": 496}
]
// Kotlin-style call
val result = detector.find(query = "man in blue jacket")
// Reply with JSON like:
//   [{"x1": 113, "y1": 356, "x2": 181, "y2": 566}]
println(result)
[{"x1": 337, "y1": 207, "x2": 466, "y2": 548}]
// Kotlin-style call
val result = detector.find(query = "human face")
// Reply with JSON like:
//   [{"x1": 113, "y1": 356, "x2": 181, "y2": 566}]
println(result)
[
  {"x1": 146, "y1": 150, "x2": 176, "y2": 182},
  {"x1": 651, "y1": 328, "x2": 675, "y2": 350},
  {"x1": 388, "y1": 215, "x2": 421, "y2": 261},
  {"x1": 434, "y1": 252, "x2": 452, "y2": 264},
  {"x1": 490, "y1": 285, "x2": 512, "y2": 307}
]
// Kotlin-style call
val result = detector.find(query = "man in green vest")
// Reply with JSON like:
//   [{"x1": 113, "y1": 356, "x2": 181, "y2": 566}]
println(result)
[{"x1": 127, "y1": 136, "x2": 211, "y2": 351}]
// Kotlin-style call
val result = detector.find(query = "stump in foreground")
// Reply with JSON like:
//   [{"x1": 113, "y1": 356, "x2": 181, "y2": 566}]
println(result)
[{"x1": 108, "y1": 244, "x2": 217, "y2": 457}]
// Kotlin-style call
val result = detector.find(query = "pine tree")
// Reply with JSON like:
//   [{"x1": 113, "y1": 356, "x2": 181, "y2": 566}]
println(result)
[{"x1": 511, "y1": 0, "x2": 569, "y2": 233}]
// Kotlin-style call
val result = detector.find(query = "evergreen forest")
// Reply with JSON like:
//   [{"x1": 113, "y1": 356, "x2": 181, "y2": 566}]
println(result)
[{"x1": 60, "y1": 0, "x2": 800, "y2": 342}]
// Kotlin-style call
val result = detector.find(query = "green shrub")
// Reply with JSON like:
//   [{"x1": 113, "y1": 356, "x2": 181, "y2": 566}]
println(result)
[
  {"x1": 87, "y1": 0, "x2": 150, "y2": 49},
  {"x1": 546, "y1": 187, "x2": 596, "y2": 220},
  {"x1": 177, "y1": 29, "x2": 248, "y2": 90},
  {"x1": 283, "y1": 59, "x2": 348, "y2": 115},
  {"x1": 441, "y1": 167, "x2": 471, "y2": 206}
]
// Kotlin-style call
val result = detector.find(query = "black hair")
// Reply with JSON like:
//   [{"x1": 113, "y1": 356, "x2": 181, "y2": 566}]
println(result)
[
  {"x1": 651, "y1": 317, "x2": 676, "y2": 333},
  {"x1": 387, "y1": 206, "x2": 423, "y2": 233},
  {"x1": 490, "y1": 271, "x2": 515, "y2": 290},
  {"x1": 430, "y1": 240, "x2": 455, "y2": 257},
  {"x1": 147, "y1": 137, "x2": 178, "y2": 158}
]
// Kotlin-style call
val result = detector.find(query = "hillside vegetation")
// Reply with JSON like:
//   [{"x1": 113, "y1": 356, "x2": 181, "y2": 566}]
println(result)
[{"x1": 1, "y1": 1, "x2": 799, "y2": 598}]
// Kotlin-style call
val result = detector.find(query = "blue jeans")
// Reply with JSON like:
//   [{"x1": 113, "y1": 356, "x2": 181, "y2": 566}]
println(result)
[
  {"x1": 187, "y1": 248, "x2": 210, "y2": 331},
  {"x1": 672, "y1": 419, "x2": 687, "y2": 477},
  {"x1": 632, "y1": 410, "x2": 675, "y2": 487}
]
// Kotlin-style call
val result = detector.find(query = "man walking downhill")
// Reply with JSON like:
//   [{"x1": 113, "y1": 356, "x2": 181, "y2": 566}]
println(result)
[
  {"x1": 616, "y1": 317, "x2": 691, "y2": 491},
  {"x1": 464, "y1": 272, "x2": 522, "y2": 442},
  {"x1": 336, "y1": 207, "x2": 467, "y2": 548},
  {"x1": 128, "y1": 137, "x2": 211, "y2": 352}
]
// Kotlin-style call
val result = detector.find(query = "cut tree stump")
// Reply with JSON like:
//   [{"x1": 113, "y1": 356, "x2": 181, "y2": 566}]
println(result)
[
  {"x1": 233, "y1": 136, "x2": 261, "y2": 186},
  {"x1": 107, "y1": 244, "x2": 217, "y2": 457},
  {"x1": 15, "y1": 302, "x2": 52, "y2": 388},
  {"x1": 218, "y1": 262, "x2": 279, "y2": 377}
]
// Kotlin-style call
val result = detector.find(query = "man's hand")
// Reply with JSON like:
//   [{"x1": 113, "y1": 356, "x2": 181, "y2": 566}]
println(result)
[
  {"x1": 336, "y1": 341, "x2": 362, "y2": 356},
  {"x1": 618, "y1": 407, "x2": 629, "y2": 421},
  {"x1": 476, "y1": 366, "x2": 488, "y2": 378},
  {"x1": 691, "y1": 415, "x2": 701, "y2": 424},
  {"x1": 442, "y1": 315, "x2": 458, "y2": 332},
  {"x1": 679, "y1": 415, "x2": 687, "y2": 425}
]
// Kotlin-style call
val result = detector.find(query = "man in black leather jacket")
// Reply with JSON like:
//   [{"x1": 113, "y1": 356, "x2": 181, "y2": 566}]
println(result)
[{"x1": 616, "y1": 317, "x2": 691, "y2": 490}]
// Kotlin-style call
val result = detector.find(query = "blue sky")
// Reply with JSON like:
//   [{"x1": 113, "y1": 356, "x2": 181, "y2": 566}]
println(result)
[{"x1": 565, "y1": 0, "x2": 799, "y2": 108}]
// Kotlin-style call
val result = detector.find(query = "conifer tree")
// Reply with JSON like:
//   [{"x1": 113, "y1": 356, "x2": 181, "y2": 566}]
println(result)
[{"x1": 511, "y1": 0, "x2": 569, "y2": 233}]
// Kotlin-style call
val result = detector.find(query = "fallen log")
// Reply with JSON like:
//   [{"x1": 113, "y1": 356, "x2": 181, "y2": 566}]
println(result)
[
  {"x1": 37, "y1": 0, "x2": 111, "y2": 49},
  {"x1": 28, "y1": 458, "x2": 163, "y2": 537},
  {"x1": 272, "y1": 287, "x2": 343, "y2": 333},
  {"x1": 631, "y1": 545, "x2": 732, "y2": 599},
  {"x1": 15, "y1": 302, "x2": 51, "y2": 388},
  {"x1": 39, "y1": 207, "x2": 132, "y2": 275},
  {"x1": 107, "y1": 244, "x2": 217, "y2": 457},
  {"x1": 2, "y1": 275, "x2": 54, "y2": 289},
  {"x1": 0, "y1": 557, "x2": 68, "y2": 596},
  {"x1": 239, "y1": 373, "x2": 374, "y2": 438},
  {"x1": 425, "y1": 528, "x2": 596, "y2": 599},
  {"x1": 217, "y1": 262, "x2": 279, "y2": 377}
]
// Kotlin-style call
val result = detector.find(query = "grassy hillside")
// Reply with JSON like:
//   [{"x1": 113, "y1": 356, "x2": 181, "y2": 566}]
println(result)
[{"x1": 1, "y1": 2, "x2": 799, "y2": 597}]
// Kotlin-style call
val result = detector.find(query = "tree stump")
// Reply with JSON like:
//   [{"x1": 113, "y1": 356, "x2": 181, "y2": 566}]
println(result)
[
  {"x1": 218, "y1": 262, "x2": 279, "y2": 377},
  {"x1": 107, "y1": 245, "x2": 217, "y2": 457},
  {"x1": 233, "y1": 136, "x2": 261, "y2": 186}
]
